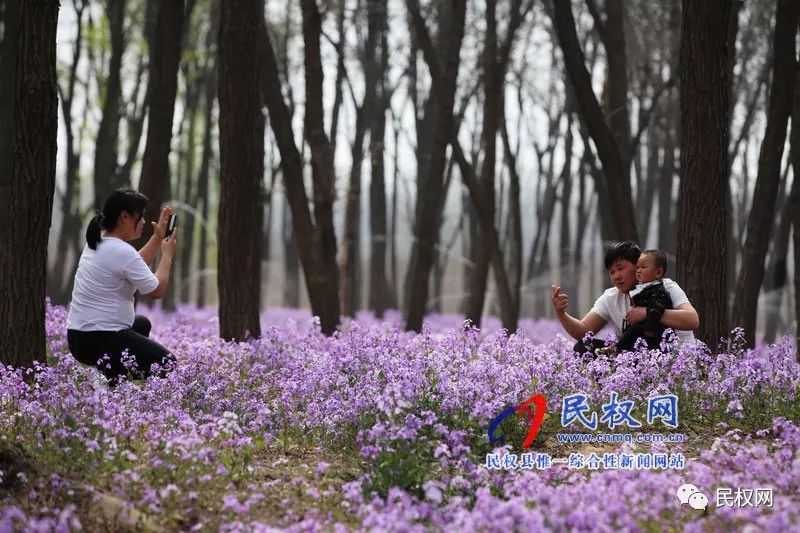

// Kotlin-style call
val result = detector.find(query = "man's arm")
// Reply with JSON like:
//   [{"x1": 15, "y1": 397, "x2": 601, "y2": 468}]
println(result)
[
  {"x1": 556, "y1": 310, "x2": 607, "y2": 341},
  {"x1": 552, "y1": 284, "x2": 607, "y2": 340},
  {"x1": 660, "y1": 302, "x2": 699, "y2": 331}
]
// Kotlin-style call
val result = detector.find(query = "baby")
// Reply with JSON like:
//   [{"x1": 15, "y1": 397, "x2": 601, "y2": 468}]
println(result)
[{"x1": 616, "y1": 249, "x2": 673, "y2": 351}]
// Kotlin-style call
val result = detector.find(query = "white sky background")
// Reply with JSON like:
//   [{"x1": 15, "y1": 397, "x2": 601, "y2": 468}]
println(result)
[{"x1": 49, "y1": 0, "x2": 795, "y2": 330}]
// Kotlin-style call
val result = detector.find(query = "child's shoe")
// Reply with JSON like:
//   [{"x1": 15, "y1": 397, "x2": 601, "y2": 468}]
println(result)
[{"x1": 594, "y1": 345, "x2": 618, "y2": 358}]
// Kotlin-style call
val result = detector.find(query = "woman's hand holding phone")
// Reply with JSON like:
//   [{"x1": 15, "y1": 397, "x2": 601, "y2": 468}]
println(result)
[
  {"x1": 152, "y1": 206, "x2": 173, "y2": 240},
  {"x1": 160, "y1": 228, "x2": 177, "y2": 258}
]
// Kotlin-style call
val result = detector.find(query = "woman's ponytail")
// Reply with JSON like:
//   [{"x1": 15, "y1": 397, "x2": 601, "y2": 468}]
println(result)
[
  {"x1": 87, "y1": 189, "x2": 149, "y2": 249},
  {"x1": 86, "y1": 212, "x2": 105, "y2": 250}
]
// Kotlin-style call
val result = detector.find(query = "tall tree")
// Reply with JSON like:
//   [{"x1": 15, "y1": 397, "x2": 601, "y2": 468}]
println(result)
[
  {"x1": 0, "y1": 0, "x2": 59, "y2": 366},
  {"x1": 218, "y1": 0, "x2": 264, "y2": 340},
  {"x1": 677, "y1": 0, "x2": 736, "y2": 348},
  {"x1": 257, "y1": 9, "x2": 340, "y2": 334},
  {"x1": 93, "y1": 0, "x2": 127, "y2": 207},
  {"x1": 49, "y1": 0, "x2": 88, "y2": 305},
  {"x1": 551, "y1": 0, "x2": 638, "y2": 242},
  {"x1": 403, "y1": 0, "x2": 467, "y2": 332},
  {"x1": 790, "y1": 65, "x2": 800, "y2": 360},
  {"x1": 367, "y1": 0, "x2": 394, "y2": 318},
  {"x1": 731, "y1": 0, "x2": 800, "y2": 348},
  {"x1": 136, "y1": 0, "x2": 185, "y2": 248},
  {"x1": 464, "y1": 0, "x2": 499, "y2": 327},
  {"x1": 299, "y1": 0, "x2": 341, "y2": 331}
]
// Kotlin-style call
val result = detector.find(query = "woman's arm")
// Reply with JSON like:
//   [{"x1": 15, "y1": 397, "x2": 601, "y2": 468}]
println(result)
[
  {"x1": 144, "y1": 231, "x2": 177, "y2": 299},
  {"x1": 139, "y1": 234, "x2": 161, "y2": 265},
  {"x1": 660, "y1": 303, "x2": 699, "y2": 331}
]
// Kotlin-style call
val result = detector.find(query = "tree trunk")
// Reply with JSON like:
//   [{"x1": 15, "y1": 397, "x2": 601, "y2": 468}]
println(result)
[
  {"x1": 658, "y1": 111, "x2": 678, "y2": 255},
  {"x1": 731, "y1": 0, "x2": 800, "y2": 348},
  {"x1": 136, "y1": 0, "x2": 185, "y2": 250},
  {"x1": 93, "y1": 0, "x2": 126, "y2": 208},
  {"x1": 677, "y1": 0, "x2": 736, "y2": 349},
  {"x1": 602, "y1": 0, "x2": 632, "y2": 173},
  {"x1": 367, "y1": 0, "x2": 393, "y2": 318},
  {"x1": 217, "y1": 0, "x2": 264, "y2": 340},
  {"x1": 258, "y1": 13, "x2": 339, "y2": 332},
  {"x1": 299, "y1": 0, "x2": 341, "y2": 333},
  {"x1": 552, "y1": 0, "x2": 638, "y2": 242},
  {"x1": 0, "y1": 0, "x2": 59, "y2": 367},
  {"x1": 465, "y1": 0, "x2": 498, "y2": 328},
  {"x1": 178, "y1": 70, "x2": 202, "y2": 304},
  {"x1": 559, "y1": 119, "x2": 574, "y2": 306},
  {"x1": 763, "y1": 175, "x2": 796, "y2": 343},
  {"x1": 282, "y1": 195, "x2": 300, "y2": 308},
  {"x1": 196, "y1": 59, "x2": 215, "y2": 309},
  {"x1": 340, "y1": 107, "x2": 367, "y2": 317},
  {"x1": 451, "y1": 140, "x2": 517, "y2": 331},
  {"x1": 328, "y1": 1, "x2": 346, "y2": 159},
  {"x1": 501, "y1": 118, "x2": 522, "y2": 322},
  {"x1": 403, "y1": 0, "x2": 467, "y2": 332},
  {"x1": 788, "y1": 46, "x2": 800, "y2": 360}
]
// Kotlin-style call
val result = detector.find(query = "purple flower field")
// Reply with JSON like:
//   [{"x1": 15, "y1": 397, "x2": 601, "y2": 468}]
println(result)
[{"x1": 1, "y1": 302, "x2": 799, "y2": 531}]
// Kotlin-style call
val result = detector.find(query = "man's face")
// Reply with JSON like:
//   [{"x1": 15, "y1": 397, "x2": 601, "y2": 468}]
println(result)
[{"x1": 608, "y1": 258, "x2": 637, "y2": 293}]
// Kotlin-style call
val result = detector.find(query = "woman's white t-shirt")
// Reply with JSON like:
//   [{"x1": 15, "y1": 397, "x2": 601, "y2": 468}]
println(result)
[
  {"x1": 66, "y1": 237, "x2": 159, "y2": 331},
  {"x1": 589, "y1": 278, "x2": 696, "y2": 343}
]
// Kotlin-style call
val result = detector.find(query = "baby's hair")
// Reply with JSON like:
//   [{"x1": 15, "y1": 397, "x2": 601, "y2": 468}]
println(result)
[{"x1": 642, "y1": 249, "x2": 667, "y2": 275}]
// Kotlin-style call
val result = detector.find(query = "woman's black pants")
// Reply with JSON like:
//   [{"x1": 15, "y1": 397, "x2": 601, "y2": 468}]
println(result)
[{"x1": 67, "y1": 315, "x2": 175, "y2": 384}]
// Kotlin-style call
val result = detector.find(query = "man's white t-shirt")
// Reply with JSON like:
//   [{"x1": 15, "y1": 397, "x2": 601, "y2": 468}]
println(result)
[
  {"x1": 67, "y1": 237, "x2": 159, "y2": 331},
  {"x1": 589, "y1": 278, "x2": 696, "y2": 343}
]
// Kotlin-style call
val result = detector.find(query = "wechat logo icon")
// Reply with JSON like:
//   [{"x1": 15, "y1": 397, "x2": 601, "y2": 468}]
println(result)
[{"x1": 677, "y1": 483, "x2": 708, "y2": 510}]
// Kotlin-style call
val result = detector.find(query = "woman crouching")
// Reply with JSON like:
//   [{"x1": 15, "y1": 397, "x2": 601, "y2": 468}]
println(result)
[{"x1": 66, "y1": 189, "x2": 177, "y2": 385}]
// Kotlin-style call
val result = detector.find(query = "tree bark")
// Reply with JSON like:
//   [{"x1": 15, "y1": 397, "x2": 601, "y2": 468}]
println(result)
[
  {"x1": 403, "y1": 0, "x2": 467, "y2": 332},
  {"x1": 136, "y1": 0, "x2": 185, "y2": 249},
  {"x1": 731, "y1": 0, "x2": 800, "y2": 348},
  {"x1": 0, "y1": 0, "x2": 59, "y2": 367},
  {"x1": 677, "y1": 0, "x2": 736, "y2": 349},
  {"x1": 218, "y1": 0, "x2": 264, "y2": 340}
]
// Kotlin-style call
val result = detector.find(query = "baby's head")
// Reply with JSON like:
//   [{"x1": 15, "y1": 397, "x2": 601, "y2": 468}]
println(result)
[{"x1": 636, "y1": 249, "x2": 667, "y2": 283}]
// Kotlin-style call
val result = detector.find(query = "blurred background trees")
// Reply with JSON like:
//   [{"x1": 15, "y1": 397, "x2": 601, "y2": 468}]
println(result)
[{"x1": 4, "y1": 0, "x2": 799, "y2": 357}]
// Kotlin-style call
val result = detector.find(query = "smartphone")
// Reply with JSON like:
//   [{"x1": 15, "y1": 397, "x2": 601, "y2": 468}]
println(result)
[{"x1": 165, "y1": 214, "x2": 177, "y2": 238}]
